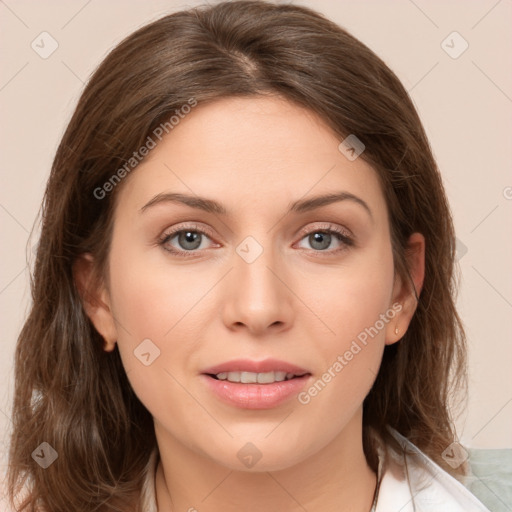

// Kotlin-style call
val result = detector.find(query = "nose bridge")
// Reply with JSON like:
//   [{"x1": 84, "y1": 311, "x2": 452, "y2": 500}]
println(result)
[
  {"x1": 223, "y1": 232, "x2": 292, "y2": 333},
  {"x1": 234, "y1": 232, "x2": 282, "y2": 301}
]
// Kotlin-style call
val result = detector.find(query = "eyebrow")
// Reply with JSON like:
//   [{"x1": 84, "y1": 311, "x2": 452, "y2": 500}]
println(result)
[{"x1": 140, "y1": 191, "x2": 373, "y2": 219}]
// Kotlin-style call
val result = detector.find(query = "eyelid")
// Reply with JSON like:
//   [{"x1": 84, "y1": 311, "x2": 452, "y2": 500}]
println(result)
[
  {"x1": 295, "y1": 222, "x2": 353, "y2": 242},
  {"x1": 158, "y1": 222, "x2": 217, "y2": 245}
]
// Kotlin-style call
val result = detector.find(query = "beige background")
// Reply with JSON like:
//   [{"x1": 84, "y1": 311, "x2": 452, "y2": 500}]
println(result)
[{"x1": 1, "y1": 0, "x2": 511, "y2": 482}]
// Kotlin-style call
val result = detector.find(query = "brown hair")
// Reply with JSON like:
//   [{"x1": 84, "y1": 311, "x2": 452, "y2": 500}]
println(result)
[{"x1": 7, "y1": 1, "x2": 467, "y2": 510}]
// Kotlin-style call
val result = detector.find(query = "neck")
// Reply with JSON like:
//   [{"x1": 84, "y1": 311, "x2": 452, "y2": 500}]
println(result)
[{"x1": 154, "y1": 411, "x2": 377, "y2": 512}]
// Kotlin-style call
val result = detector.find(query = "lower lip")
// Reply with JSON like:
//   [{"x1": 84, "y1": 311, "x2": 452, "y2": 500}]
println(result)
[{"x1": 201, "y1": 374, "x2": 311, "y2": 409}]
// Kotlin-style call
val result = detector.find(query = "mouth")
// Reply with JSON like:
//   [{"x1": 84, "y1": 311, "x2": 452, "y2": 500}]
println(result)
[
  {"x1": 206, "y1": 370, "x2": 309, "y2": 384},
  {"x1": 200, "y1": 359, "x2": 312, "y2": 409}
]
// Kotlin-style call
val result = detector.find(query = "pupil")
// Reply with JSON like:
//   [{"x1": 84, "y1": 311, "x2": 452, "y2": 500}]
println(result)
[
  {"x1": 180, "y1": 231, "x2": 201, "y2": 250},
  {"x1": 311, "y1": 232, "x2": 330, "y2": 250}
]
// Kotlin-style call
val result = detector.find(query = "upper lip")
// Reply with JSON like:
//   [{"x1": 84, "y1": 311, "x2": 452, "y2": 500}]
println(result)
[{"x1": 202, "y1": 358, "x2": 310, "y2": 376}]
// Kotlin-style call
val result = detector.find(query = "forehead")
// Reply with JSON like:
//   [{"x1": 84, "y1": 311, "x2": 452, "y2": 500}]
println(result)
[{"x1": 114, "y1": 95, "x2": 388, "y2": 224}]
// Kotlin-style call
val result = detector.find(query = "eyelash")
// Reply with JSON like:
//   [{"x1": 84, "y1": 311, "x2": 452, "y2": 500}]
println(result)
[{"x1": 157, "y1": 223, "x2": 354, "y2": 259}]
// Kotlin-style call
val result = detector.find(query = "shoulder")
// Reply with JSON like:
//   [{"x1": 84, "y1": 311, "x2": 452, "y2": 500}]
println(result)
[{"x1": 375, "y1": 428, "x2": 492, "y2": 512}]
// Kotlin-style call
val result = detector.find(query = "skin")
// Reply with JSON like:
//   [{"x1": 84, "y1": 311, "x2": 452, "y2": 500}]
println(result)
[{"x1": 77, "y1": 95, "x2": 425, "y2": 512}]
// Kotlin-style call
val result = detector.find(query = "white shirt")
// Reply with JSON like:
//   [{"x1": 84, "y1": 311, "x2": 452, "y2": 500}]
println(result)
[
  {"x1": 140, "y1": 428, "x2": 491, "y2": 512},
  {"x1": 372, "y1": 428, "x2": 491, "y2": 511}
]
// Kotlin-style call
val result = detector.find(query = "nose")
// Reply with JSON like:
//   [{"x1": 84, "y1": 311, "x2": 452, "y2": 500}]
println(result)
[{"x1": 220, "y1": 241, "x2": 294, "y2": 336}]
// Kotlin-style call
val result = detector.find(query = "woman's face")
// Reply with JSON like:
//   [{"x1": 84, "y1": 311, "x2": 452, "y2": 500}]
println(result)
[{"x1": 93, "y1": 95, "x2": 412, "y2": 471}]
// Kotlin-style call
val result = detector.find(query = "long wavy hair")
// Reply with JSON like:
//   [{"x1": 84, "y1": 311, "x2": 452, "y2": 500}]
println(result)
[{"x1": 7, "y1": 1, "x2": 467, "y2": 510}]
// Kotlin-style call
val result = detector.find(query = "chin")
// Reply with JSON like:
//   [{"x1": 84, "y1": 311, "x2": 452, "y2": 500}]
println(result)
[{"x1": 204, "y1": 439, "x2": 313, "y2": 473}]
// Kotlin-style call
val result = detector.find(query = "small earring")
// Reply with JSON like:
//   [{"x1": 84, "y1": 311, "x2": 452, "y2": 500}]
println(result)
[{"x1": 395, "y1": 327, "x2": 399, "y2": 335}]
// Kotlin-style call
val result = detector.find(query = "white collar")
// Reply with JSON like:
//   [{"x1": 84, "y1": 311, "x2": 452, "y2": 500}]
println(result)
[
  {"x1": 374, "y1": 427, "x2": 490, "y2": 511},
  {"x1": 141, "y1": 428, "x2": 490, "y2": 511}
]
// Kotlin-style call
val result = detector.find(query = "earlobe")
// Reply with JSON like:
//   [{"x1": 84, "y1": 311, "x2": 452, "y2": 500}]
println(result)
[
  {"x1": 73, "y1": 254, "x2": 118, "y2": 352},
  {"x1": 385, "y1": 232, "x2": 426, "y2": 345}
]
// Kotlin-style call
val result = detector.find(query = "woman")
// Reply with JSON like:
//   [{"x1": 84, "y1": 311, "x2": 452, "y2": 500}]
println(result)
[{"x1": 6, "y1": 1, "x2": 491, "y2": 510}]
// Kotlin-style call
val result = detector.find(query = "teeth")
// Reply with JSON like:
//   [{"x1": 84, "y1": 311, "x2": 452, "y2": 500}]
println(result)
[
  {"x1": 241, "y1": 371, "x2": 257, "y2": 383},
  {"x1": 215, "y1": 371, "x2": 296, "y2": 384},
  {"x1": 227, "y1": 372, "x2": 241, "y2": 382}
]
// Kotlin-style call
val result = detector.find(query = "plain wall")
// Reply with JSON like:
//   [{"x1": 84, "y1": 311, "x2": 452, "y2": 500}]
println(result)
[{"x1": 1, "y1": 0, "x2": 511, "y2": 486}]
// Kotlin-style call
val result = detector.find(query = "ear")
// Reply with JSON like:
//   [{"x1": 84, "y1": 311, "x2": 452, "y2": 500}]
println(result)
[
  {"x1": 385, "y1": 232, "x2": 425, "y2": 345},
  {"x1": 73, "y1": 253, "x2": 118, "y2": 352}
]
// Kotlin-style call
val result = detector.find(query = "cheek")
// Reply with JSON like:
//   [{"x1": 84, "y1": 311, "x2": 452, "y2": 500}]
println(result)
[
  {"x1": 300, "y1": 239, "x2": 395, "y2": 349},
  {"x1": 296, "y1": 243, "x2": 394, "y2": 401},
  {"x1": 108, "y1": 238, "x2": 204, "y2": 342},
  {"x1": 105, "y1": 239, "x2": 203, "y2": 405}
]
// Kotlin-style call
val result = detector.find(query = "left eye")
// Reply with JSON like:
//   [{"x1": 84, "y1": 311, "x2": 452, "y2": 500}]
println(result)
[
  {"x1": 296, "y1": 229, "x2": 352, "y2": 252},
  {"x1": 159, "y1": 224, "x2": 353, "y2": 257},
  {"x1": 159, "y1": 228, "x2": 213, "y2": 254}
]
